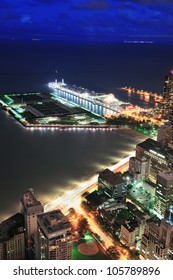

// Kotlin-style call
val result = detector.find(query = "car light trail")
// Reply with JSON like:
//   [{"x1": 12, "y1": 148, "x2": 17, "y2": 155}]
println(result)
[{"x1": 44, "y1": 151, "x2": 135, "y2": 213}]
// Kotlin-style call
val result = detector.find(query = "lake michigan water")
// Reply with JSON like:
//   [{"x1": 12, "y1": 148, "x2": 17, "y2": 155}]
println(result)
[{"x1": 0, "y1": 41, "x2": 173, "y2": 221}]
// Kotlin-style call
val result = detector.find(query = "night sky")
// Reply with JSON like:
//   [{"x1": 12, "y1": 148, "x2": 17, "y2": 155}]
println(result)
[{"x1": 0, "y1": 0, "x2": 173, "y2": 41}]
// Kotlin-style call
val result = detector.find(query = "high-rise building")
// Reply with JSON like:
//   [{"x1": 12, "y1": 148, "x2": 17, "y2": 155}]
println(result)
[
  {"x1": 130, "y1": 138, "x2": 173, "y2": 185},
  {"x1": 120, "y1": 210, "x2": 149, "y2": 249},
  {"x1": 20, "y1": 188, "x2": 44, "y2": 256},
  {"x1": 154, "y1": 171, "x2": 173, "y2": 217},
  {"x1": 0, "y1": 213, "x2": 25, "y2": 260},
  {"x1": 129, "y1": 156, "x2": 148, "y2": 181},
  {"x1": 157, "y1": 123, "x2": 173, "y2": 150},
  {"x1": 120, "y1": 220, "x2": 139, "y2": 248},
  {"x1": 36, "y1": 210, "x2": 72, "y2": 260},
  {"x1": 162, "y1": 71, "x2": 173, "y2": 122},
  {"x1": 140, "y1": 207, "x2": 173, "y2": 260},
  {"x1": 98, "y1": 168, "x2": 127, "y2": 199}
]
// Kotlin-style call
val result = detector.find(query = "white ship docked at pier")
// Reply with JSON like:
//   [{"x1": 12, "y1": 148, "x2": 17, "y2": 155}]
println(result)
[{"x1": 48, "y1": 79, "x2": 130, "y2": 117}]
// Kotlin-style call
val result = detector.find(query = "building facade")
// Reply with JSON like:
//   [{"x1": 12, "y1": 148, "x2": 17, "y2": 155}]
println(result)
[
  {"x1": 157, "y1": 123, "x2": 173, "y2": 149},
  {"x1": 162, "y1": 71, "x2": 173, "y2": 122},
  {"x1": 154, "y1": 171, "x2": 173, "y2": 217},
  {"x1": 20, "y1": 188, "x2": 44, "y2": 256},
  {"x1": 98, "y1": 168, "x2": 126, "y2": 199},
  {"x1": 130, "y1": 138, "x2": 173, "y2": 185},
  {"x1": 140, "y1": 208, "x2": 173, "y2": 260},
  {"x1": 36, "y1": 210, "x2": 72, "y2": 260},
  {"x1": 120, "y1": 221, "x2": 139, "y2": 248},
  {"x1": 120, "y1": 210, "x2": 149, "y2": 248},
  {"x1": 129, "y1": 156, "x2": 148, "y2": 180},
  {"x1": 0, "y1": 213, "x2": 25, "y2": 260}
]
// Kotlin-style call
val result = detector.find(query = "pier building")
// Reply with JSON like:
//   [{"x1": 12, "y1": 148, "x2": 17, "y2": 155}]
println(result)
[{"x1": 49, "y1": 79, "x2": 128, "y2": 117}]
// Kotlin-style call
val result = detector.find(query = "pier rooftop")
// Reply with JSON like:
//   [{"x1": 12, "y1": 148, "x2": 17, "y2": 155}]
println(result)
[
  {"x1": 0, "y1": 79, "x2": 130, "y2": 128},
  {"x1": 0, "y1": 91, "x2": 105, "y2": 127}
]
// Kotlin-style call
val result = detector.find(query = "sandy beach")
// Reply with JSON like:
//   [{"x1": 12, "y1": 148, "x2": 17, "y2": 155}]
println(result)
[{"x1": 115, "y1": 126, "x2": 149, "y2": 140}]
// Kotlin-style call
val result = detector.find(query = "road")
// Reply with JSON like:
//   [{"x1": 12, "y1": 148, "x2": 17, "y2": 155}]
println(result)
[
  {"x1": 81, "y1": 208, "x2": 128, "y2": 260},
  {"x1": 44, "y1": 151, "x2": 136, "y2": 260},
  {"x1": 44, "y1": 151, "x2": 135, "y2": 212}
]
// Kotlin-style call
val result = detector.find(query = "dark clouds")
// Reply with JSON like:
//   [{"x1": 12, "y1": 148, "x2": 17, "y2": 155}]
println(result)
[
  {"x1": 73, "y1": 0, "x2": 110, "y2": 10},
  {"x1": 131, "y1": 0, "x2": 173, "y2": 4},
  {"x1": 0, "y1": 0, "x2": 173, "y2": 41}
]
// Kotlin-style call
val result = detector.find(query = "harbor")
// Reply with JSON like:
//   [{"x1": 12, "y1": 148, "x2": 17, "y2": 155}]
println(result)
[{"x1": 0, "y1": 79, "x2": 135, "y2": 129}]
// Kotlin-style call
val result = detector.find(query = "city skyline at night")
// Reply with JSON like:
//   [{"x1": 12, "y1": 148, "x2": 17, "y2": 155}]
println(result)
[
  {"x1": 1, "y1": 72, "x2": 173, "y2": 260},
  {"x1": 1, "y1": 1, "x2": 173, "y2": 262}
]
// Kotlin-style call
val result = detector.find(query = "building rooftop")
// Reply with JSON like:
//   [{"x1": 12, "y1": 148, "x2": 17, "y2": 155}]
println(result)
[
  {"x1": 0, "y1": 213, "x2": 24, "y2": 243},
  {"x1": 99, "y1": 169, "x2": 123, "y2": 186},
  {"x1": 135, "y1": 209, "x2": 146, "y2": 221},
  {"x1": 158, "y1": 171, "x2": 173, "y2": 181},
  {"x1": 122, "y1": 220, "x2": 138, "y2": 233},
  {"x1": 85, "y1": 190, "x2": 104, "y2": 208},
  {"x1": 147, "y1": 221, "x2": 159, "y2": 235},
  {"x1": 126, "y1": 202, "x2": 137, "y2": 212},
  {"x1": 21, "y1": 188, "x2": 42, "y2": 208},
  {"x1": 137, "y1": 138, "x2": 173, "y2": 158},
  {"x1": 99, "y1": 209, "x2": 114, "y2": 223},
  {"x1": 37, "y1": 210, "x2": 71, "y2": 238}
]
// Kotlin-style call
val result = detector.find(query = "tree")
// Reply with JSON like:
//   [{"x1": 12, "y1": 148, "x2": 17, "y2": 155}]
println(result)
[{"x1": 78, "y1": 217, "x2": 89, "y2": 234}]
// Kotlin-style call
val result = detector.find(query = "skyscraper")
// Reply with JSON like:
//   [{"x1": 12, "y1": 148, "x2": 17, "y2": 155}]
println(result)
[
  {"x1": 131, "y1": 138, "x2": 173, "y2": 185},
  {"x1": 98, "y1": 168, "x2": 127, "y2": 199},
  {"x1": 154, "y1": 171, "x2": 173, "y2": 217},
  {"x1": 140, "y1": 207, "x2": 173, "y2": 260},
  {"x1": 162, "y1": 71, "x2": 173, "y2": 122},
  {"x1": 20, "y1": 188, "x2": 44, "y2": 257},
  {"x1": 36, "y1": 210, "x2": 72, "y2": 260},
  {"x1": 157, "y1": 123, "x2": 173, "y2": 149},
  {"x1": 0, "y1": 213, "x2": 25, "y2": 260}
]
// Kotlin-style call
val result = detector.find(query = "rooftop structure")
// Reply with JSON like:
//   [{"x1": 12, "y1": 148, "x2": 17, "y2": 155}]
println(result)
[
  {"x1": 137, "y1": 138, "x2": 173, "y2": 158},
  {"x1": 157, "y1": 171, "x2": 173, "y2": 181},
  {"x1": 122, "y1": 220, "x2": 139, "y2": 233},
  {"x1": 21, "y1": 188, "x2": 43, "y2": 215},
  {"x1": 0, "y1": 91, "x2": 107, "y2": 127},
  {"x1": 98, "y1": 169, "x2": 126, "y2": 199},
  {"x1": 120, "y1": 220, "x2": 139, "y2": 248},
  {"x1": 0, "y1": 92, "x2": 77, "y2": 118},
  {"x1": 135, "y1": 138, "x2": 173, "y2": 184},
  {"x1": 37, "y1": 210, "x2": 71, "y2": 239},
  {"x1": 84, "y1": 190, "x2": 105, "y2": 210},
  {"x1": 37, "y1": 210, "x2": 72, "y2": 260},
  {"x1": 99, "y1": 169, "x2": 123, "y2": 186}
]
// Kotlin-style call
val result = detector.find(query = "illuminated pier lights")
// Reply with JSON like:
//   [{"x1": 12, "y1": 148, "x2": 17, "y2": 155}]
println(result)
[{"x1": 49, "y1": 80, "x2": 120, "y2": 117}]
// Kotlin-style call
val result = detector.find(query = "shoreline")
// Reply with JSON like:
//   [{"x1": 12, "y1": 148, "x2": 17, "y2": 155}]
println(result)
[
  {"x1": 115, "y1": 127, "x2": 149, "y2": 140},
  {"x1": 0, "y1": 107, "x2": 147, "y2": 222},
  {"x1": 1, "y1": 104, "x2": 149, "y2": 140}
]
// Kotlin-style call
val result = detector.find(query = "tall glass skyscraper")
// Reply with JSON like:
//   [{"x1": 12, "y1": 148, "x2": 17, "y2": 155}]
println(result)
[{"x1": 162, "y1": 71, "x2": 173, "y2": 122}]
